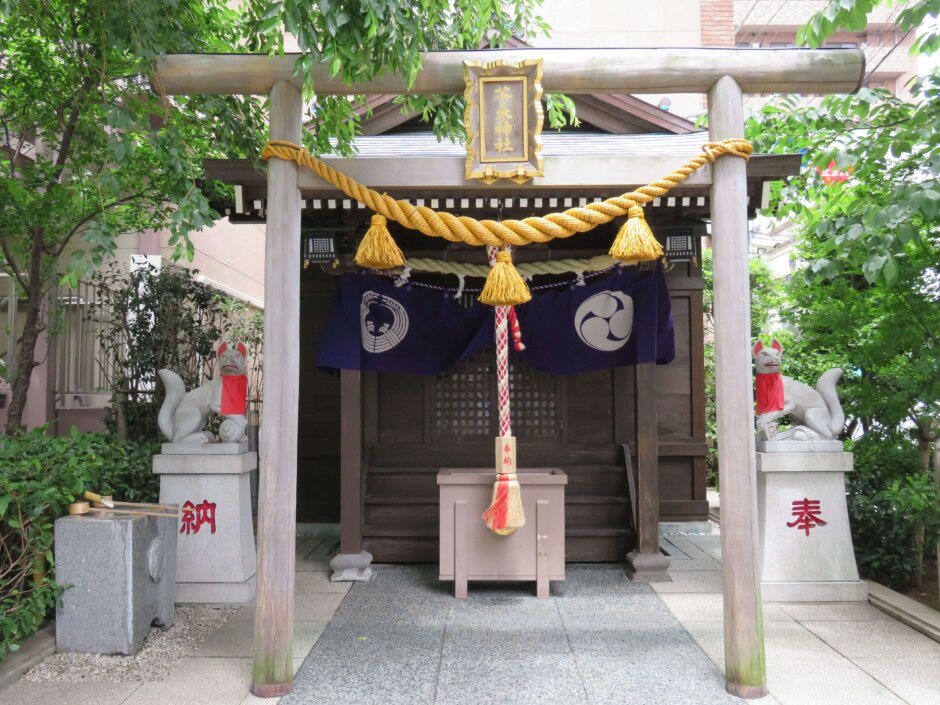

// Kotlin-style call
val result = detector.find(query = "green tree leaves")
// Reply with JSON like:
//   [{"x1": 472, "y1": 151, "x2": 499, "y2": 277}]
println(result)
[{"x1": 747, "y1": 71, "x2": 940, "y2": 289}]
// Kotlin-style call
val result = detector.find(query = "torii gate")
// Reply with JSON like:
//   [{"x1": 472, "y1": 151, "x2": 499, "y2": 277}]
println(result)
[{"x1": 152, "y1": 47, "x2": 864, "y2": 699}]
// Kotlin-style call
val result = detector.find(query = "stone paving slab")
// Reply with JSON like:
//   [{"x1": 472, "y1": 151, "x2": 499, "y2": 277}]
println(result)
[
  {"x1": 657, "y1": 593, "x2": 793, "y2": 623},
  {"x1": 577, "y1": 656, "x2": 739, "y2": 705},
  {"x1": 123, "y1": 657, "x2": 254, "y2": 705},
  {"x1": 6, "y1": 522, "x2": 940, "y2": 705},
  {"x1": 436, "y1": 655, "x2": 587, "y2": 705},
  {"x1": 765, "y1": 656, "x2": 907, "y2": 705},
  {"x1": 196, "y1": 618, "x2": 326, "y2": 658},
  {"x1": 680, "y1": 618, "x2": 837, "y2": 662},
  {"x1": 776, "y1": 601, "x2": 893, "y2": 622},
  {"x1": 283, "y1": 564, "x2": 740, "y2": 705},
  {"x1": 295, "y1": 558, "x2": 331, "y2": 573},
  {"x1": 0, "y1": 680, "x2": 142, "y2": 705},
  {"x1": 848, "y1": 656, "x2": 940, "y2": 705},
  {"x1": 659, "y1": 535, "x2": 723, "y2": 572},
  {"x1": 650, "y1": 569, "x2": 724, "y2": 593},
  {"x1": 295, "y1": 570, "x2": 354, "y2": 594},
  {"x1": 801, "y1": 618, "x2": 940, "y2": 659}
]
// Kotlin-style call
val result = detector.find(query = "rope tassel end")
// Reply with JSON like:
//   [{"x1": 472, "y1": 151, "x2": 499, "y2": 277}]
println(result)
[
  {"x1": 609, "y1": 206, "x2": 664, "y2": 262},
  {"x1": 482, "y1": 472, "x2": 526, "y2": 535},
  {"x1": 355, "y1": 214, "x2": 405, "y2": 269},
  {"x1": 479, "y1": 250, "x2": 532, "y2": 306}
]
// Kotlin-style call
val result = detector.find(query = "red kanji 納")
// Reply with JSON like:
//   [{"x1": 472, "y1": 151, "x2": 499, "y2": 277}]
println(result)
[{"x1": 179, "y1": 499, "x2": 217, "y2": 535}]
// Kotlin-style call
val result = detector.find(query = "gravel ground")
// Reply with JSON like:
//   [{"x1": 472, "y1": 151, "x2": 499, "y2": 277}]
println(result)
[{"x1": 22, "y1": 606, "x2": 237, "y2": 683}]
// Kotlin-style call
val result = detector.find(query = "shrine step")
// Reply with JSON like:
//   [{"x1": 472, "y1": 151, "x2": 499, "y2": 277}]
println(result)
[
  {"x1": 367, "y1": 447, "x2": 622, "y2": 468},
  {"x1": 566, "y1": 528, "x2": 635, "y2": 562},
  {"x1": 365, "y1": 465, "x2": 629, "y2": 498},
  {"x1": 360, "y1": 526, "x2": 635, "y2": 564},
  {"x1": 362, "y1": 495, "x2": 631, "y2": 531}
]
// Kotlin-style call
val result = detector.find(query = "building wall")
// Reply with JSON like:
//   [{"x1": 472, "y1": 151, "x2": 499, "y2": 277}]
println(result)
[
  {"x1": 536, "y1": 0, "x2": 707, "y2": 116},
  {"x1": 734, "y1": 0, "x2": 919, "y2": 98},
  {"x1": 59, "y1": 218, "x2": 266, "y2": 308},
  {"x1": 156, "y1": 219, "x2": 266, "y2": 308},
  {"x1": 701, "y1": 0, "x2": 735, "y2": 48}
]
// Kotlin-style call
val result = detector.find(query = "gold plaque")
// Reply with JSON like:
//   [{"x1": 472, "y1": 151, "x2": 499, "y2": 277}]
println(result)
[{"x1": 464, "y1": 59, "x2": 543, "y2": 184}]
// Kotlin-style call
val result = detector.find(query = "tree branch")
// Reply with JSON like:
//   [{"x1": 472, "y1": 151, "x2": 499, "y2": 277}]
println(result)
[
  {"x1": 49, "y1": 76, "x2": 96, "y2": 186},
  {"x1": 53, "y1": 189, "x2": 153, "y2": 256},
  {"x1": 0, "y1": 238, "x2": 29, "y2": 292}
]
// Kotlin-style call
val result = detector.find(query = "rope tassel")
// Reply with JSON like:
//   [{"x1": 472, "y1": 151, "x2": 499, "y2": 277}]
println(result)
[
  {"x1": 610, "y1": 206, "x2": 664, "y2": 262},
  {"x1": 479, "y1": 250, "x2": 532, "y2": 306},
  {"x1": 355, "y1": 214, "x2": 405, "y2": 269},
  {"x1": 610, "y1": 206, "x2": 663, "y2": 262},
  {"x1": 482, "y1": 471, "x2": 525, "y2": 536}
]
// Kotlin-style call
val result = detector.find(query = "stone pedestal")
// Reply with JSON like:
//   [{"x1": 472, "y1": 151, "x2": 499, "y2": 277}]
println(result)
[
  {"x1": 153, "y1": 448, "x2": 257, "y2": 604},
  {"x1": 55, "y1": 514, "x2": 177, "y2": 654},
  {"x1": 625, "y1": 549, "x2": 672, "y2": 583},
  {"x1": 330, "y1": 551, "x2": 373, "y2": 582},
  {"x1": 757, "y1": 448, "x2": 867, "y2": 602}
]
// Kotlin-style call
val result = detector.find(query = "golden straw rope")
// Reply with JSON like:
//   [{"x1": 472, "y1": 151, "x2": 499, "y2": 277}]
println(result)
[{"x1": 261, "y1": 138, "x2": 751, "y2": 249}]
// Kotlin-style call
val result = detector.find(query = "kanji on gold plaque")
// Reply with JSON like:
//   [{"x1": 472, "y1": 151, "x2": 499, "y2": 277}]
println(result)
[{"x1": 464, "y1": 59, "x2": 543, "y2": 184}]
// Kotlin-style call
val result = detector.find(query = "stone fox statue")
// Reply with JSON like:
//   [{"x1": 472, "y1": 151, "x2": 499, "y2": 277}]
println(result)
[
  {"x1": 158, "y1": 342, "x2": 248, "y2": 444},
  {"x1": 753, "y1": 339, "x2": 845, "y2": 441}
]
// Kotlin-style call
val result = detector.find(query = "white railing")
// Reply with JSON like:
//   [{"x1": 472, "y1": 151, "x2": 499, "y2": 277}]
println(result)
[{"x1": 53, "y1": 280, "x2": 110, "y2": 400}]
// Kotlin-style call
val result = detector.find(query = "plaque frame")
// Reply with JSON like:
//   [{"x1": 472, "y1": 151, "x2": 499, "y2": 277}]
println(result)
[{"x1": 464, "y1": 59, "x2": 544, "y2": 184}]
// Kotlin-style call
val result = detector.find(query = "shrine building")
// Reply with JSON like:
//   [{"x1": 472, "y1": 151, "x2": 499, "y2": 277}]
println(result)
[{"x1": 206, "y1": 90, "x2": 798, "y2": 564}]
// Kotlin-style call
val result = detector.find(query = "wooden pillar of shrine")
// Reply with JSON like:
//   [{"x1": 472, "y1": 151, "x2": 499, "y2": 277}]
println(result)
[
  {"x1": 626, "y1": 362, "x2": 670, "y2": 581},
  {"x1": 708, "y1": 74, "x2": 767, "y2": 698},
  {"x1": 251, "y1": 79, "x2": 303, "y2": 697}
]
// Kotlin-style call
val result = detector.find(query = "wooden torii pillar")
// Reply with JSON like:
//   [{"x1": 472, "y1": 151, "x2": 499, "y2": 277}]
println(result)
[{"x1": 152, "y1": 47, "x2": 863, "y2": 699}]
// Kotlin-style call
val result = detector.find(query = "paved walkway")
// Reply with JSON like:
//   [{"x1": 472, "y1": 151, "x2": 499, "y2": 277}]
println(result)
[
  {"x1": 661, "y1": 532, "x2": 940, "y2": 705},
  {"x1": 284, "y1": 563, "x2": 738, "y2": 705},
  {"x1": 3, "y1": 525, "x2": 939, "y2": 705}
]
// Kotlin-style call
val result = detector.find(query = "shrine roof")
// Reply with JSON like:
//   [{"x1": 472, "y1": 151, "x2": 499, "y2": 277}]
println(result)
[{"x1": 327, "y1": 131, "x2": 711, "y2": 158}]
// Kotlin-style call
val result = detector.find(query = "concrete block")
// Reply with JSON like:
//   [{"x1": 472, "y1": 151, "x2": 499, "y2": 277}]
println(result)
[
  {"x1": 762, "y1": 580, "x2": 869, "y2": 602},
  {"x1": 757, "y1": 450, "x2": 854, "y2": 473},
  {"x1": 155, "y1": 451, "x2": 257, "y2": 604},
  {"x1": 756, "y1": 439, "x2": 844, "y2": 453},
  {"x1": 54, "y1": 514, "x2": 177, "y2": 655},
  {"x1": 153, "y1": 451, "x2": 256, "y2": 474},
  {"x1": 160, "y1": 442, "x2": 248, "y2": 455}
]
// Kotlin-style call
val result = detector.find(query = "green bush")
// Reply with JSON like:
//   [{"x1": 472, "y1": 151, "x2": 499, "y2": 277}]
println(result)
[
  {"x1": 846, "y1": 434, "x2": 940, "y2": 590},
  {"x1": 0, "y1": 428, "x2": 159, "y2": 661}
]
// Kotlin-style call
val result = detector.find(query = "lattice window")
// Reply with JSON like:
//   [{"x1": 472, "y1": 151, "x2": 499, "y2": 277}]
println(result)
[
  {"x1": 509, "y1": 359, "x2": 557, "y2": 438},
  {"x1": 433, "y1": 349, "x2": 493, "y2": 439},
  {"x1": 432, "y1": 349, "x2": 559, "y2": 441}
]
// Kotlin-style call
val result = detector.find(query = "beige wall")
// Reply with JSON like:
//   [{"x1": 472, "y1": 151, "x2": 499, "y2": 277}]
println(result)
[
  {"x1": 534, "y1": 0, "x2": 706, "y2": 117},
  {"x1": 58, "y1": 218, "x2": 266, "y2": 308},
  {"x1": 159, "y1": 218, "x2": 266, "y2": 308}
]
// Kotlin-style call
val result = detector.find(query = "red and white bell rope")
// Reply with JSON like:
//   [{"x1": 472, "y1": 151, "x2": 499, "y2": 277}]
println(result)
[{"x1": 482, "y1": 246, "x2": 525, "y2": 535}]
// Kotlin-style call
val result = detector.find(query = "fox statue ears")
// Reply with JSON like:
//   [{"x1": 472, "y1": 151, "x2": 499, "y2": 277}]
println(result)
[
  {"x1": 752, "y1": 339, "x2": 783, "y2": 357},
  {"x1": 217, "y1": 342, "x2": 248, "y2": 358}
]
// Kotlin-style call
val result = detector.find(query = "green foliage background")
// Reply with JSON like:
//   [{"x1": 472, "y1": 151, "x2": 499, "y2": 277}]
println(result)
[{"x1": 723, "y1": 0, "x2": 940, "y2": 589}]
